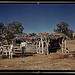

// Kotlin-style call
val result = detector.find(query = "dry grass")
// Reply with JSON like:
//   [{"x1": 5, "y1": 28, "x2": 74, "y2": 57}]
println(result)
[
  {"x1": 0, "y1": 40, "x2": 75, "y2": 70},
  {"x1": 0, "y1": 53, "x2": 75, "y2": 70}
]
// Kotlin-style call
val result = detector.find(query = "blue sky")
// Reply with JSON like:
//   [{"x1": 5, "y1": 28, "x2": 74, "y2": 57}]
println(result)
[{"x1": 0, "y1": 4, "x2": 75, "y2": 34}]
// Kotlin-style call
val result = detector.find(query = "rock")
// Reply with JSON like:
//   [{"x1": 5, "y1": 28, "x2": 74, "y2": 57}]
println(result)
[{"x1": 4, "y1": 65, "x2": 8, "y2": 68}]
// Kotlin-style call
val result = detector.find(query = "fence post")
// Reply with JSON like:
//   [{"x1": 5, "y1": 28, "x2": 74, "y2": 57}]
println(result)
[
  {"x1": 46, "y1": 42, "x2": 49, "y2": 55},
  {"x1": 42, "y1": 41, "x2": 44, "y2": 54},
  {"x1": 11, "y1": 52, "x2": 13, "y2": 58},
  {"x1": 65, "y1": 39, "x2": 66, "y2": 53},
  {"x1": 6, "y1": 50, "x2": 7, "y2": 56},
  {"x1": 62, "y1": 38, "x2": 64, "y2": 53},
  {"x1": 35, "y1": 42, "x2": 37, "y2": 53},
  {"x1": 9, "y1": 51, "x2": 10, "y2": 59},
  {"x1": 39, "y1": 41, "x2": 41, "y2": 54}
]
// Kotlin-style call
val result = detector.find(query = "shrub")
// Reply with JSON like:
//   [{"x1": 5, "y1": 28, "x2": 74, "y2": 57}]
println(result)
[{"x1": 68, "y1": 54, "x2": 73, "y2": 58}]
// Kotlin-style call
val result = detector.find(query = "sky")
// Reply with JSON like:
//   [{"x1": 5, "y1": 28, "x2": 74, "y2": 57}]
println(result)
[{"x1": 0, "y1": 4, "x2": 75, "y2": 34}]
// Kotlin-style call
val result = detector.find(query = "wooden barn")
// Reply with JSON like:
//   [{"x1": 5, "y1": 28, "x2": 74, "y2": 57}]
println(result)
[
  {"x1": 0, "y1": 32, "x2": 70, "y2": 59},
  {"x1": 32, "y1": 32, "x2": 70, "y2": 55}
]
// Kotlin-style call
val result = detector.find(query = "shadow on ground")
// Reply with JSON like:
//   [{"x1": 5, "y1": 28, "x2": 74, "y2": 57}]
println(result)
[{"x1": 1, "y1": 52, "x2": 37, "y2": 59}]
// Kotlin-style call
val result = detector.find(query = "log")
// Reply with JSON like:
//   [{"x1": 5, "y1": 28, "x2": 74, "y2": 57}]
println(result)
[
  {"x1": 65, "y1": 39, "x2": 66, "y2": 52},
  {"x1": 62, "y1": 39, "x2": 64, "y2": 53},
  {"x1": 42, "y1": 41, "x2": 44, "y2": 54},
  {"x1": 39, "y1": 41, "x2": 41, "y2": 53},
  {"x1": 46, "y1": 40, "x2": 49, "y2": 55}
]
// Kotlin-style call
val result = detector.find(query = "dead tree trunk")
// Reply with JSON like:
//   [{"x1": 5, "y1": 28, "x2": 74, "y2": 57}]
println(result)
[{"x1": 62, "y1": 38, "x2": 64, "y2": 53}]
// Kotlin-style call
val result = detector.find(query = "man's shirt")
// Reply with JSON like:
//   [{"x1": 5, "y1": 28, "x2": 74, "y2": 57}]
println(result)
[{"x1": 20, "y1": 42, "x2": 27, "y2": 48}]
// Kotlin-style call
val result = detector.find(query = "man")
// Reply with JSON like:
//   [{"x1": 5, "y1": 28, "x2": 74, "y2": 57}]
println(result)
[{"x1": 20, "y1": 40, "x2": 27, "y2": 57}]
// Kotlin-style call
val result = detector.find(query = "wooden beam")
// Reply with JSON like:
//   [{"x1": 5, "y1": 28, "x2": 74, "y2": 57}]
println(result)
[
  {"x1": 65, "y1": 39, "x2": 66, "y2": 53},
  {"x1": 42, "y1": 41, "x2": 44, "y2": 54},
  {"x1": 62, "y1": 38, "x2": 64, "y2": 53},
  {"x1": 39, "y1": 41, "x2": 41, "y2": 54},
  {"x1": 46, "y1": 42, "x2": 49, "y2": 55},
  {"x1": 6, "y1": 50, "x2": 7, "y2": 56},
  {"x1": 46, "y1": 38, "x2": 50, "y2": 55},
  {"x1": 35, "y1": 42, "x2": 37, "y2": 53},
  {"x1": 9, "y1": 51, "x2": 10, "y2": 59},
  {"x1": 11, "y1": 52, "x2": 13, "y2": 58},
  {"x1": 41, "y1": 32, "x2": 44, "y2": 54}
]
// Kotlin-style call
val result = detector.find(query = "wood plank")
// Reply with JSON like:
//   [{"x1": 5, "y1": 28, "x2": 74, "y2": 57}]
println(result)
[
  {"x1": 14, "y1": 52, "x2": 21, "y2": 53},
  {"x1": 13, "y1": 49, "x2": 21, "y2": 50}
]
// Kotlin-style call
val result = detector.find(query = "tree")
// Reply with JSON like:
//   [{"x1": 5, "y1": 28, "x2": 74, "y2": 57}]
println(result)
[
  {"x1": 0, "y1": 22, "x2": 8, "y2": 43},
  {"x1": 6, "y1": 21, "x2": 24, "y2": 40},
  {"x1": 19, "y1": 32, "x2": 27, "y2": 37},
  {"x1": 28, "y1": 33, "x2": 37, "y2": 37},
  {"x1": 54, "y1": 22, "x2": 74, "y2": 39},
  {"x1": 7, "y1": 21, "x2": 24, "y2": 35},
  {"x1": 0, "y1": 22, "x2": 5, "y2": 35}
]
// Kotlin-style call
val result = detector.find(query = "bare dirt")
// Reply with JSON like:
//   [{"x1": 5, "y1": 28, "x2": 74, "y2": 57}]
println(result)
[{"x1": 0, "y1": 40, "x2": 75, "y2": 70}]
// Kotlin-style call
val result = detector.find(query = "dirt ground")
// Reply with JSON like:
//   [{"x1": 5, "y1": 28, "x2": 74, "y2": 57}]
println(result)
[
  {"x1": 0, "y1": 40, "x2": 75, "y2": 70},
  {"x1": 0, "y1": 53, "x2": 75, "y2": 70}
]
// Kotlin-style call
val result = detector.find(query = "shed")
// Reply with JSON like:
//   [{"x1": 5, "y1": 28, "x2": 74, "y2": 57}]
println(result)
[{"x1": 33, "y1": 32, "x2": 70, "y2": 55}]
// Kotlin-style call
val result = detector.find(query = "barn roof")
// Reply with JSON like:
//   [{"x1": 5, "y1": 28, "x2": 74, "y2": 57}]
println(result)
[
  {"x1": 13, "y1": 36, "x2": 33, "y2": 42},
  {"x1": 13, "y1": 32, "x2": 70, "y2": 42},
  {"x1": 34, "y1": 32, "x2": 70, "y2": 40}
]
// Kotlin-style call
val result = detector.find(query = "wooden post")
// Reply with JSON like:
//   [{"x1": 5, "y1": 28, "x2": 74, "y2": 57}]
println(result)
[
  {"x1": 62, "y1": 38, "x2": 64, "y2": 53},
  {"x1": 65, "y1": 39, "x2": 66, "y2": 53},
  {"x1": 11, "y1": 52, "x2": 13, "y2": 58},
  {"x1": 46, "y1": 42, "x2": 49, "y2": 55},
  {"x1": 45, "y1": 37, "x2": 49, "y2": 55},
  {"x1": 9, "y1": 51, "x2": 10, "y2": 59},
  {"x1": 42, "y1": 41, "x2": 44, "y2": 54},
  {"x1": 35, "y1": 42, "x2": 37, "y2": 53},
  {"x1": 39, "y1": 41, "x2": 41, "y2": 53},
  {"x1": 6, "y1": 50, "x2": 7, "y2": 56},
  {"x1": 41, "y1": 32, "x2": 44, "y2": 54}
]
